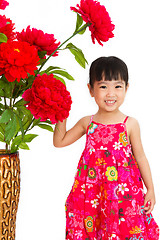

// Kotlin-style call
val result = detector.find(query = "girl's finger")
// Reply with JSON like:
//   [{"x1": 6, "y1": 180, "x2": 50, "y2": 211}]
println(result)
[
  {"x1": 145, "y1": 201, "x2": 154, "y2": 214},
  {"x1": 145, "y1": 206, "x2": 151, "y2": 214},
  {"x1": 145, "y1": 210, "x2": 151, "y2": 214},
  {"x1": 144, "y1": 198, "x2": 149, "y2": 205},
  {"x1": 144, "y1": 205, "x2": 150, "y2": 210},
  {"x1": 149, "y1": 201, "x2": 154, "y2": 212},
  {"x1": 144, "y1": 201, "x2": 150, "y2": 209}
]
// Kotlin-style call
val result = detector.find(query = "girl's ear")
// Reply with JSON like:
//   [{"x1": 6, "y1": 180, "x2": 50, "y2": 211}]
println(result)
[
  {"x1": 125, "y1": 83, "x2": 129, "y2": 93},
  {"x1": 87, "y1": 83, "x2": 94, "y2": 97}
]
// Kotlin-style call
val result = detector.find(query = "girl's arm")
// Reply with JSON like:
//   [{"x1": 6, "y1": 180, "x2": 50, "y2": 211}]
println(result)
[
  {"x1": 128, "y1": 117, "x2": 156, "y2": 214},
  {"x1": 53, "y1": 116, "x2": 89, "y2": 147}
]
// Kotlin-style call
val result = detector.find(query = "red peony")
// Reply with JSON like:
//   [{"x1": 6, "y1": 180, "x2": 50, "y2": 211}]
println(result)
[
  {"x1": 0, "y1": 0, "x2": 9, "y2": 10},
  {"x1": 17, "y1": 26, "x2": 61, "y2": 57},
  {"x1": 71, "y1": 0, "x2": 115, "y2": 46},
  {"x1": 0, "y1": 40, "x2": 40, "y2": 82},
  {"x1": 22, "y1": 74, "x2": 72, "y2": 124},
  {"x1": 0, "y1": 15, "x2": 16, "y2": 40}
]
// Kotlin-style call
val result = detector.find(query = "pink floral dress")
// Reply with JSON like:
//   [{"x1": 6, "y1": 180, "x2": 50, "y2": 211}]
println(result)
[{"x1": 65, "y1": 115, "x2": 159, "y2": 240}]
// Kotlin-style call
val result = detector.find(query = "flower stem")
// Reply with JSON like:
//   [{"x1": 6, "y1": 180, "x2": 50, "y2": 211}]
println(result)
[
  {"x1": 5, "y1": 143, "x2": 9, "y2": 153},
  {"x1": 4, "y1": 96, "x2": 7, "y2": 108},
  {"x1": 24, "y1": 118, "x2": 35, "y2": 135},
  {"x1": 10, "y1": 82, "x2": 16, "y2": 108},
  {"x1": 37, "y1": 23, "x2": 90, "y2": 74}
]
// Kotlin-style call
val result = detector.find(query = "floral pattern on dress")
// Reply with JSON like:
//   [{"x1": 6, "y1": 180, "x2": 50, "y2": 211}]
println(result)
[{"x1": 65, "y1": 116, "x2": 159, "y2": 240}]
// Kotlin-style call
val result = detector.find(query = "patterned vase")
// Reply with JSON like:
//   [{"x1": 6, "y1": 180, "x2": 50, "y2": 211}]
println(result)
[{"x1": 0, "y1": 150, "x2": 20, "y2": 240}]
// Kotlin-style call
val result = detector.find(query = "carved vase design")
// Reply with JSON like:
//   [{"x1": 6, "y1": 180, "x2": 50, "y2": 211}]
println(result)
[{"x1": 0, "y1": 150, "x2": 20, "y2": 240}]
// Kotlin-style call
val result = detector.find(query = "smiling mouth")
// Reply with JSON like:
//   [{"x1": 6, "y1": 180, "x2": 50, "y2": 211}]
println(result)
[{"x1": 105, "y1": 100, "x2": 116, "y2": 104}]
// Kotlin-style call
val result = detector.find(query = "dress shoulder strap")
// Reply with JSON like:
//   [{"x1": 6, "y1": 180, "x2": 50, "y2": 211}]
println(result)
[
  {"x1": 123, "y1": 116, "x2": 129, "y2": 124},
  {"x1": 88, "y1": 115, "x2": 94, "y2": 125},
  {"x1": 86, "y1": 115, "x2": 94, "y2": 135}
]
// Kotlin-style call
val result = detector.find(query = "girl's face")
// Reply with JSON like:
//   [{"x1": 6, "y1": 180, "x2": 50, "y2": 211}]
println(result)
[{"x1": 88, "y1": 77, "x2": 128, "y2": 114}]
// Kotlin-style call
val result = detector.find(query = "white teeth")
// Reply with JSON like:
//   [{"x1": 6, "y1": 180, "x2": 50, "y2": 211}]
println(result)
[{"x1": 105, "y1": 100, "x2": 116, "y2": 103}]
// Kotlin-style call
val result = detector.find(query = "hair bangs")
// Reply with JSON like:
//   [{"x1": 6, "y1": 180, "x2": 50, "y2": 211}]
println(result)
[{"x1": 89, "y1": 56, "x2": 128, "y2": 87}]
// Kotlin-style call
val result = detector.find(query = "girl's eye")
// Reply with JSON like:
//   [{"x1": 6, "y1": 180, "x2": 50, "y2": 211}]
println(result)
[
  {"x1": 100, "y1": 86, "x2": 107, "y2": 89},
  {"x1": 115, "y1": 85, "x2": 122, "y2": 88}
]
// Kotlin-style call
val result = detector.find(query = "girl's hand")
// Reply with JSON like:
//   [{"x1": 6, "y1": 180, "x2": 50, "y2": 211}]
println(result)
[
  {"x1": 144, "y1": 189, "x2": 156, "y2": 214},
  {"x1": 53, "y1": 116, "x2": 88, "y2": 147}
]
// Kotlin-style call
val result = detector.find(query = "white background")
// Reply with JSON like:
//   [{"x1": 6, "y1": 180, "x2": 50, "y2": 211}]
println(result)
[{"x1": 1, "y1": 0, "x2": 160, "y2": 239}]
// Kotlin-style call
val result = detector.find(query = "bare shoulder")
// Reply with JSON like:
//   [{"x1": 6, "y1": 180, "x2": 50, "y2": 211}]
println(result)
[
  {"x1": 127, "y1": 116, "x2": 140, "y2": 128},
  {"x1": 127, "y1": 116, "x2": 140, "y2": 137},
  {"x1": 78, "y1": 115, "x2": 92, "y2": 133}
]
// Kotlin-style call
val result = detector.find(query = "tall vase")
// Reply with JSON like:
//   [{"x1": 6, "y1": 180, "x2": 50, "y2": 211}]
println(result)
[{"x1": 0, "y1": 150, "x2": 20, "y2": 240}]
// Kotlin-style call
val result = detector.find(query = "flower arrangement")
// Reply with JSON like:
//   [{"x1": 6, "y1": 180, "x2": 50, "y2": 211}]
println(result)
[{"x1": 0, "y1": 0, "x2": 115, "y2": 153}]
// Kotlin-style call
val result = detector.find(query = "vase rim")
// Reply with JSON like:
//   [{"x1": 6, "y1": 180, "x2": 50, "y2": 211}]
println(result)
[{"x1": 0, "y1": 149, "x2": 19, "y2": 155}]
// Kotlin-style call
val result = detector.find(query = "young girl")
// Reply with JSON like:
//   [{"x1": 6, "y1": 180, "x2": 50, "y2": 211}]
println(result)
[{"x1": 53, "y1": 56, "x2": 159, "y2": 240}]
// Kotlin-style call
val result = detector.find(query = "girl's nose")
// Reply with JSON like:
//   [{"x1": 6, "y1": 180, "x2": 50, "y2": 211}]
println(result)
[{"x1": 106, "y1": 86, "x2": 115, "y2": 97}]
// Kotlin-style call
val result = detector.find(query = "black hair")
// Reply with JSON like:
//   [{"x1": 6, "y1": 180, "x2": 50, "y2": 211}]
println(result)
[{"x1": 89, "y1": 56, "x2": 129, "y2": 88}]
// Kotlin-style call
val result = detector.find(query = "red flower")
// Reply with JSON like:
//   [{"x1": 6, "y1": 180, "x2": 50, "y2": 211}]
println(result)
[
  {"x1": 0, "y1": 15, "x2": 16, "y2": 40},
  {"x1": 0, "y1": 0, "x2": 9, "y2": 10},
  {"x1": 71, "y1": 0, "x2": 115, "y2": 46},
  {"x1": 17, "y1": 26, "x2": 61, "y2": 57},
  {"x1": 0, "y1": 40, "x2": 40, "y2": 82},
  {"x1": 22, "y1": 74, "x2": 72, "y2": 124}
]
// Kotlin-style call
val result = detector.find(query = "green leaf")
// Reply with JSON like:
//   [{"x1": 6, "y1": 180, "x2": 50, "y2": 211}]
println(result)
[
  {"x1": 0, "y1": 124, "x2": 5, "y2": 135},
  {"x1": 75, "y1": 13, "x2": 83, "y2": 33},
  {"x1": 0, "y1": 77, "x2": 12, "y2": 97},
  {"x1": 0, "y1": 89, "x2": 5, "y2": 97},
  {"x1": 39, "y1": 66, "x2": 73, "y2": 82},
  {"x1": 23, "y1": 116, "x2": 33, "y2": 131},
  {"x1": 11, "y1": 145, "x2": 18, "y2": 153},
  {"x1": 0, "y1": 103, "x2": 5, "y2": 110},
  {"x1": 66, "y1": 43, "x2": 88, "y2": 68},
  {"x1": 53, "y1": 75, "x2": 66, "y2": 85},
  {"x1": 37, "y1": 124, "x2": 53, "y2": 132},
  {"x1": 17, "y1": 105, "x2": 31, "y2": 116},
  {"x1": 5, "y1": 114, "x2": 17, "y2": 142},
  {"x1": 11, "y1": 135, "x2": 23, "y2": 147},
  {"x1": 14, "y1": 99, "x2": 28, "y2": 107},
  {"x1": 13, "y1": 109, "x2": 25, "y2": 138},
  {"x1": 0, "y1": 109, "x2": 12, "y2": 123},
  {"x1": 37, "y1": 58, "x2": 46, "y2": 66},
  {"x1": 0, "y1": 84, "x2": 11, "y2": 98},
  {"x1": 0, "y1": 132, "x2": 5, "y2": 142},
  {"x1": 45, "y1": 66, "x2": 61, "y2": 73},
  {"x1": 38, "y1": 50, "x2": 47, "y2": 59},
  {"x1": 19, "y1": 142, "x2": 30, "y2": 150},
  {"x1": 45, "y1": 120, "x2": 52, "y2": 124},
  {"x1": 51, "y1": 69, "x2": 74, "y2": 80},
  {"x1": 39, "y1": 66, "x2": 62, "y2": 76},
  {"x1": 16, "y1": 114, "x2": 24, "y2": 138},
  {"x1": 69, "y1": 49, "x2": 86, "y2": 68},
  {"x1": 11, "y1": 134, "x2": 38, "y2": 152},
  {"x1": 77, "y1": 25, "x2": 87, "y2": 35},
  {"x1": 73, "y1": 13, "x2": 88, "y2": 35},
  {"x1": 23, "y1": 134, "x2": 38, "y2": 143},
  {"x1": 32, "y1": 118, "x2": 41, "y2": 128},
  {"x1": 16, "y1": 107, "x2": 25, "y2": 119},
  {"x1": 15, "y1": 106, "x2": 33, "y2": 131},
  {"x1": 0, "y1": 33, "x2": 8, "y2": 43}
]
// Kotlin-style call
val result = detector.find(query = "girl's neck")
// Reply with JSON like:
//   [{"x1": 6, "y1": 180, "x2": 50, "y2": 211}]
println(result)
[{"x1": 94, "y1": 110, "x2": 125, "y2": 124}]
